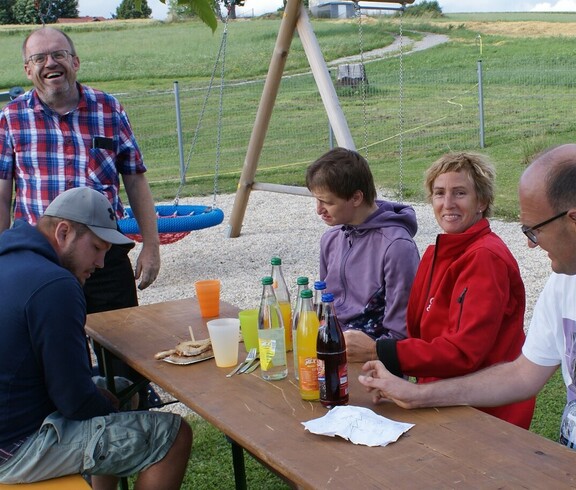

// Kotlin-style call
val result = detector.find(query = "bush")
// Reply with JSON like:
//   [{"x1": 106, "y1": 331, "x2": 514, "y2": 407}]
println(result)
[{"x1": 401, "y1": 1, "x2": 443, "y2": 18}]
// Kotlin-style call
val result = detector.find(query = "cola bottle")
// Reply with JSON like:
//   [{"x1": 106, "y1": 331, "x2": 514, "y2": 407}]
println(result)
[{"x1": 316, "y1": 292, "x2": 349, "y2": 408}]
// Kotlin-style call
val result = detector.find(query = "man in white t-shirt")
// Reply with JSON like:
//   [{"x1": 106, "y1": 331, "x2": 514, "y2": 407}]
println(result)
[{"x1": 358, "y1": 143, "x2": 576, "y2": 447}]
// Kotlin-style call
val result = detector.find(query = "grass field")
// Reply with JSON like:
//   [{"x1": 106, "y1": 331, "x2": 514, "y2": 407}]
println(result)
[{"x1": 0, "y1": 11, "x2": 572, "y2": 486}]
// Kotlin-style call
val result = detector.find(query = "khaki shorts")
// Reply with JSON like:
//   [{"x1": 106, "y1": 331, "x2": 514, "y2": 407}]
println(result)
[{"x1": 0, "y1": 410, "x2": 181, "y2": 483}]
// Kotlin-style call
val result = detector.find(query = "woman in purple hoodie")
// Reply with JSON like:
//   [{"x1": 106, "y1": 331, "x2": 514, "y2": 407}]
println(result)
[{"x1": 306, "y1": 148, "x2": 420, "y2": 358}]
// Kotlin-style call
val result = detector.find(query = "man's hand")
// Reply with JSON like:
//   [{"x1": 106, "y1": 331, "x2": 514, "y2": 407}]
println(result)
[
  {"x1": 122, "y1": 173, "x2": 160, "y2": 290},
  {"x1": 344, "y1": 329, "x2": 377, "y2": 363},
  {"x1": 134, "y1": 242, "x2": 160, "y2": 290},
  {"x1": 358, "y1": 360, "x2": 418, "y2": 408}
]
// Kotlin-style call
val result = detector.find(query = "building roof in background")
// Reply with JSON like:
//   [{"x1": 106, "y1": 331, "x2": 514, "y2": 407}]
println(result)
[{"x1": 57, "y1": 16, "x2": 109, "y2": 23}]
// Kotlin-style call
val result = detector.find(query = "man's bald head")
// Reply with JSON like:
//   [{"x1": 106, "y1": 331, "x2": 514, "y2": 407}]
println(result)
[{"x1": 523, "y1": 144, "x2": 576, "y2": 214}]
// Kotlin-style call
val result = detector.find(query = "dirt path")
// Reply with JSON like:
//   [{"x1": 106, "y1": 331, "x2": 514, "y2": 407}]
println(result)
[{"x1": 327, "y1": 32, "x2": 449, "y2": 66}]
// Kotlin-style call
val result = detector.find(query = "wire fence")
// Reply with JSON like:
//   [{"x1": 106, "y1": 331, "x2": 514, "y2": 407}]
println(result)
[{"x1": 114, "y1": 33, "x2": 576, "y2": 201}]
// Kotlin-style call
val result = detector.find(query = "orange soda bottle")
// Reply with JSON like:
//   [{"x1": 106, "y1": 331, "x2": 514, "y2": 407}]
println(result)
[{"x1": 297, "y1": 289, "x2": 320, "y2": 400}]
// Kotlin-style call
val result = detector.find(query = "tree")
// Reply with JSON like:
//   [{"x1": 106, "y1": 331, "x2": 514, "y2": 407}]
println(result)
[
  {"x1": 58, "y1": 0, "x2": 78, "y2": 18},
  {"x1": 401, "y1": 1, "x2": 443, "y2": 18},
  {"x1": 12, "y1": 0, "x2": 78, "y2": 24},
  {"x1": 157, "y1": 0, "x2": 218, "y2": 31},
  {"x1": 0, "y1": 0, "x2": 16, "y2": 24},
  {"x1": 224, "y1": 0, "x2": 245, "y2": 20},
  {"x1": 116, "y1": 0, "x2": 153, "y2": 19}
]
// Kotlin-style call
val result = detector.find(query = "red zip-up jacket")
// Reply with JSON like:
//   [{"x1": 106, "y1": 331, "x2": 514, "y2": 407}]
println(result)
[{"x1": 377, "y1": 219, "x2": 535, "y2": 428}]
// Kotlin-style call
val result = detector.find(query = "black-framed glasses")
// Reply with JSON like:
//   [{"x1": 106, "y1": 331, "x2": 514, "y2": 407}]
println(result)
[
  {"x1": 26, "y1": 49, "x2": 72, "y2": 66},
  {"x1": 521, "y1": 210, "x2": 568, "y2": 245}
]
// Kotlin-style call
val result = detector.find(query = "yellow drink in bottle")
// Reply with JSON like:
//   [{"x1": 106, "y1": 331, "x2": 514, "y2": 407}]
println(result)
[
  {"x1": 270, "y1": 257, "x2": 292, "y2": 352},
  {"x1": 279, "y1": 301, "x2": 292, "y2": 352},
  {"x1": 297, "y1": 307, "x2": 320, "y2": 401}
]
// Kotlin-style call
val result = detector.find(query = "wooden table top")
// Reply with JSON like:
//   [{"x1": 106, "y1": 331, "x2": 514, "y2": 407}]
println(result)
[{"x1": 86, "y1": 298, "x2": 576, "y2": 489}]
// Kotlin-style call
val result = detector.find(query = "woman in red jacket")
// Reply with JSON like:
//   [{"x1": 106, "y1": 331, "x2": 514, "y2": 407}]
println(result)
[{"x1": 353, "y1": 152, "x2": 535, "y2": 428}]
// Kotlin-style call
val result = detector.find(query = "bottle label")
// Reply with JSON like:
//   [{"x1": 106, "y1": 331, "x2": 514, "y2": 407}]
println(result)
[
  {"x1": 316, "y1": 358, "x2": 349, "y2": 402},
  {"x1": 338, "y1": 363, "x2": 349, "y2": 397},
  {"x1": 298, "y1": 356, "x2": 318, "y2": 392},
  {"x1": 317, "y1": 358, "x2": 326, "y2": 400},
  {"x1": 258, "y1": 329, "x2": 286, "y2": 371}
]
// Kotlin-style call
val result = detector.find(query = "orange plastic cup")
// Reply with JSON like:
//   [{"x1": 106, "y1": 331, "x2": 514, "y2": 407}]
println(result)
[{"x1": 195, "y1": 280, "x2": 221, "y2": 318}]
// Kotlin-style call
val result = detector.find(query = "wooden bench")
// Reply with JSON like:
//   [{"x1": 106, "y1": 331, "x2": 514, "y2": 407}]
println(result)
[{"x1": 0, "y1": 474, "x2": 90, "y2": 489}]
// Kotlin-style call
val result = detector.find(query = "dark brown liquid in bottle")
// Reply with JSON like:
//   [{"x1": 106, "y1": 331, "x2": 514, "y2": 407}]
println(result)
[
  {"x1": 317, "y1": 349, "x2": 349, "y2": 408},
  {"x1": 317, "y1": 303, "x2": 349, "y2": 408}
]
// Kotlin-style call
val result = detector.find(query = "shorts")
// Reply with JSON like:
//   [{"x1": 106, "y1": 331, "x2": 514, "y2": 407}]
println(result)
[{"x1": 0, "y1": 410, "x2": 181, "y2": 484}]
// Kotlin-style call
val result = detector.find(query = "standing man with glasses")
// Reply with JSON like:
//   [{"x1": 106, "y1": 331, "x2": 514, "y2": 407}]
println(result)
[
  {"x1": 359, "y1": 144, "x2": 576, "y2": 447},
  {"x1": 0, "y1": 27, "x2": 160, "y2": 407}
]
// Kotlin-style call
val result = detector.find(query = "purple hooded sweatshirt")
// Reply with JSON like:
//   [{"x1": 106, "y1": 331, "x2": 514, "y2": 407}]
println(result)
[{"x1": 319, "y1": 200, "x2": 419, "y2": 340}]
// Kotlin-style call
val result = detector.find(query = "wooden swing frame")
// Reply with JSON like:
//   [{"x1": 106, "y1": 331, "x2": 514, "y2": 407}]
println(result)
[{"x1": 226, "y1": 0, "x2": 414, "y2": 238}]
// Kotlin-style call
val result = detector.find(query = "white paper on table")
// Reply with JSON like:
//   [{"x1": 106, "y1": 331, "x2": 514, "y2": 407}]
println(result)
[{"x1": 302, "y1": 405, "x2": 414, "y2": 447}]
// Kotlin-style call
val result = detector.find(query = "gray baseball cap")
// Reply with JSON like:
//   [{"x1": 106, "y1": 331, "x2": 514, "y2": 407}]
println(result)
[{"x1": 44, "y1": 187, "x2": 134, "y2": 247}]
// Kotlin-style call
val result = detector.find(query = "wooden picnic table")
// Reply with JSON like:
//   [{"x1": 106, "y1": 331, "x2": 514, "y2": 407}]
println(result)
[{"x1": 86, "y1": 297, "x2": 576, "y2": 489}]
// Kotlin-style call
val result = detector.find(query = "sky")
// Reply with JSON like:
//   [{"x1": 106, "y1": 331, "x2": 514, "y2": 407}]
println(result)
[{"x1": 77, "y1": 0, "x2": 576, "y2": 20}]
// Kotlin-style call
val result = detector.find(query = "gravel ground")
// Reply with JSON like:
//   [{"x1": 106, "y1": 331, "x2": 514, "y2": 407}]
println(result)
[
  {"x1": 132, "y1": 190, "x2": 550, "y2": 415},
  {"x1": 134, "y1": 190, "x2": 550, "y2": 326},
  {"x1": 130, "y1": 32, "x2": 551, "y2": 417}
]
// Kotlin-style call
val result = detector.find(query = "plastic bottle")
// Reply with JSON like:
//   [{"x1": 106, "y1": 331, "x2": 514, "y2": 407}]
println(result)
[
  {"x1": 296, "y1": 289, "x2": 320, "y2": 400},
  {"x1": 317, "y1": 292, "x2": 349, "y2": 408},
  {"x1": 271, "y1": 256, "x2": 292, "y2": 352},
  {"x1": 292, "y1": 276, "x2": 310, "y2": 381},
  {"x1": 257, "y1": 276, "x2": 288, "y2": 381},
  {"x1": 313, "y1": 280, "x2": 327, "y2": 322}
]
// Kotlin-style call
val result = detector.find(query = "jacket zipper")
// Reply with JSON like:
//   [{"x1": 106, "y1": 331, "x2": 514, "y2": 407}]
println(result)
[{"x1": 456, "y1": 287, "x2": 468, "y2": 329}]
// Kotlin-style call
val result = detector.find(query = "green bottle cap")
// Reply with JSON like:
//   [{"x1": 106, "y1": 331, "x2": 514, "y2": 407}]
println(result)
[
  {"x1": 261, "y1": 276, "x2": 273, "y2": 285},
  {"x1": 271, "y1": 256, "x2": 282, "y2": 265},
  {"x1": 297, "y1": 276, "x2": 309, "y2": 285},
  {"x1": 300, "y1": 289, "x2": 313, "y2": 298}
]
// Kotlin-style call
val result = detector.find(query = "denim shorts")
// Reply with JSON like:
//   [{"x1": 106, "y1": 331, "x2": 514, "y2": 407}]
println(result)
[{"x1": 0, "y1": 410, "x2": 182, "y2": 483}]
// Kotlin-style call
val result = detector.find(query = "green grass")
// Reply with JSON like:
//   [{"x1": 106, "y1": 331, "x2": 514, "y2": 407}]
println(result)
[
  {"x1": 0, "y1": 14, "x2": 572, "y2": 485},
  {"x1": 530, "y1": 368, "x2": 566, "y2": 442},
  {"x1": 184, "y1": 415, "x2": 290, "y2": 489},
  {"x1": 3, "y1": 16, "x2": 573, "y2": 219}
]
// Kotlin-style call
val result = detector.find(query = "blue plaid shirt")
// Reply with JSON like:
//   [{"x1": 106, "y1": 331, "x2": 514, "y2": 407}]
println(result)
[{"x1": 0, "y1": 83, "x2": 146, "y2": 224}]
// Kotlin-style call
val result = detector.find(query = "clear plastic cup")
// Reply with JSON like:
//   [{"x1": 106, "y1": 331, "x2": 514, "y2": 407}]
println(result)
[{"x1": 207, "y1": 318, "x2": 240, "y2": 367}]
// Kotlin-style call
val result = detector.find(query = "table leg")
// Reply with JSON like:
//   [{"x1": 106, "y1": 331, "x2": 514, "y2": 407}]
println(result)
[
  {"x1": 95, "y1": 346, "x2": 131, "y2": 490},
  {"x1": 101, "y1": 348, "x2": 117, "y2": 396},
  {"x1": 227, "y1": 436, "x2": 247, "y2": 490}
]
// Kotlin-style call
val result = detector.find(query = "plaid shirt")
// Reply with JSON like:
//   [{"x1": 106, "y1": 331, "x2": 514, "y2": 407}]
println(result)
[{"x1": 0, "y1": 84, "x2": 146, "y2": 223}]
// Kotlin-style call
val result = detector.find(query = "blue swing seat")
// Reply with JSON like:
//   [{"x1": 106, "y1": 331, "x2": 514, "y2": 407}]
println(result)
[{"x1": 119, "y1": 204, "x2": 224, "y2": 244}]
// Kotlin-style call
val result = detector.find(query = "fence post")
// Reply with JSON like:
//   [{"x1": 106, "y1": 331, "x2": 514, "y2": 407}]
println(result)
[
  {"x1": 476, "y1": 35, "x2": 485, "y2": 149},
  {"x1": 477, "y1": 60, "x2": 485, "y2": 149},
  {"x1": 174, "y1": 81, "x2": 186, "y2": 184}
]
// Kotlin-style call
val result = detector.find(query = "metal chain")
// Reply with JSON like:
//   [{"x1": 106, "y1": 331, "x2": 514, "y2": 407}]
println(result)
[
  {"x1": 354, "y1": 2, "x2": 369, "y2": 160},
  {"x1": 212, "y1": 17, "x2": 228, "y2": 209},
  {"x1": 174, "y1": 15, "x2": 229, "y2": 207},
  {"x1": 398, "y1": 5, "x2": 405, "y2": 202}
]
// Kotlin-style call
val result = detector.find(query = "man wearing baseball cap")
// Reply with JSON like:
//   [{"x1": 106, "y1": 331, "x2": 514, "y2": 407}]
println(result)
[
  {"x1": 0, "y1": 187, "x2": 192, "y2": 488},
  {"x1": 43, "y1": 186, "x2": 135, "y2": 249}
]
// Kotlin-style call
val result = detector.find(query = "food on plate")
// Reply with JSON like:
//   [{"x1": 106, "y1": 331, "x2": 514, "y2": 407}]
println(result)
[{"x1": 154, "y1": 338, "x2": 212, "y2": 360}]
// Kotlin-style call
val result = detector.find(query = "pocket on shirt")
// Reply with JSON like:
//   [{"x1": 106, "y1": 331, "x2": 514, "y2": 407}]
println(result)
[{"x1": 88, "y1": 148, "x2": 118, "y2": 187}]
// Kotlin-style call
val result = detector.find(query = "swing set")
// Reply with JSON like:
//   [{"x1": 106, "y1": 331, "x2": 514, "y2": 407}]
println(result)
[
  {"x1": 118, "y1": 6, "x2": 233, "y2": 244},
  {"x1": 118, "y1": 0, "x2": 412, "y2": 243},
  {"x1": 227, "y1": 0, "x2": 413, "y2": 238}
]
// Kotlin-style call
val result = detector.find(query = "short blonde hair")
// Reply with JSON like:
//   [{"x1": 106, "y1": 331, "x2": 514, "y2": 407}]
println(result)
[{"x1": 425, "y1": 152, "x2": 495, "y2": 218}]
